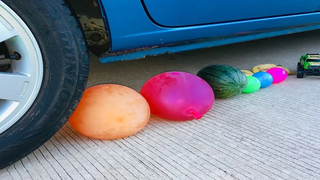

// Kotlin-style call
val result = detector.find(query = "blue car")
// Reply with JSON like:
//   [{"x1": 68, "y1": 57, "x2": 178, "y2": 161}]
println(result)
[{"x1": 1, "y1": 0, "x2": 320, "y2": 168}]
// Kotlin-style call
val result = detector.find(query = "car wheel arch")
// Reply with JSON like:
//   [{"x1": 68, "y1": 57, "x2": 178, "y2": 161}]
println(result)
[{"x1": 65, "y1": 0, "x2": 110, "y2": 56}]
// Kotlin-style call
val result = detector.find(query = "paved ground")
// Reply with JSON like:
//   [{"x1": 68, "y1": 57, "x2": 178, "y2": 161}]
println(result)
[{"x1": 1, "y1": 30, "x2": 320, "y2": 180}]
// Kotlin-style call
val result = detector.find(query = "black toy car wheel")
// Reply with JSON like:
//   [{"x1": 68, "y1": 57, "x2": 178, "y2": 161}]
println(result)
[
  {"x1": 0, "y1": 0, "x2": 89, "y2": 168},
  {"x1": 297, "y1": 62, "x2": 304, "y2": 78}
]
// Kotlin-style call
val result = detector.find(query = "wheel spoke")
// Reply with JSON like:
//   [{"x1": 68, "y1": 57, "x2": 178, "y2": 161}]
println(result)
[
  {"x1": 0, "y1": 21, "x2": 18, "y2": 43},
  {"x1": 0, "y1": 1, "x2": 43, "y2": 134},
  {"x1": 0, "y1": 72, "x2": 30, "y2": 101}
]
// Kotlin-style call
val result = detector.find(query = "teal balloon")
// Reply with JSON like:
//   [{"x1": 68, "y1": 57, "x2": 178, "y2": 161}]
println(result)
[{"x1": 243, "y1": 76, "x2": 261, "y2": 93}]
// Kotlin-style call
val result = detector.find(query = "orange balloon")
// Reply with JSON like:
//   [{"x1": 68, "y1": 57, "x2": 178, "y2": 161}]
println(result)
[{"x1": 69, "y1": 84, "x2": 150, "y2": 140}]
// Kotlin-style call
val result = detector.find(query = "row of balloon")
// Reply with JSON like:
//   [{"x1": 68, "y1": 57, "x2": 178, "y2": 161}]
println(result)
[
  {"x1": 69, "y1": 65, "x2": 287, "y2": 140},
  {"x1": 244, "y1": 67, "x2": 287, "y2": 93},
  {"x1": 69, "y1": 71, "x2": 214, "y2": 140}
]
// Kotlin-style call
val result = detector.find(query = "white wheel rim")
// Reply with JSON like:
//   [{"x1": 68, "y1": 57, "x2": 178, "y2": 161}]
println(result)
[{"x1": 0, "y1": 2, "x2": 43, "y2": 134}]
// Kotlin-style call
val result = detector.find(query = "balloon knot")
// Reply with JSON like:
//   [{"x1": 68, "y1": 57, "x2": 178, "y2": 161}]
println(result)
[{"x1": 188, "y1": 109, "x2": 203, "y2": 120}]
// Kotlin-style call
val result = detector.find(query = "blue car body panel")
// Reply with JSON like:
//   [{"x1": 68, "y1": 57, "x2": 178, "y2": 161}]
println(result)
[
  {"x1": 97, "y1": 0, "x2": 320, "y2": 63},
  {"x1": 141, "y1": 0, "x2": 320, "y2": 27},
  {"x1": 99, "y1": 24, "x2": 320, "y2": 63}
]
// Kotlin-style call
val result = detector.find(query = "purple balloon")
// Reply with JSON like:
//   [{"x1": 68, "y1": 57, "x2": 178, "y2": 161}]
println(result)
[
  {"x1": 266, "y1": 67, "x2": 287, "y2": 83},
  {"x1": 141, "y1": 71, "x2": 214, "y2": 121}
]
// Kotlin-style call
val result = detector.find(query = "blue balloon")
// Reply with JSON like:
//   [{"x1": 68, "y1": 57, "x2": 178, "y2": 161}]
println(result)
[{"x1": 252, "y1": 72, "x2": 273, "y2": 88}]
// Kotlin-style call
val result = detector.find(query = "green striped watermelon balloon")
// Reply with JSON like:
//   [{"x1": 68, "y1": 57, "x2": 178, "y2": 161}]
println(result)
[{"x1": 197, "y1": 65, "x2": 247, "y2": 98}]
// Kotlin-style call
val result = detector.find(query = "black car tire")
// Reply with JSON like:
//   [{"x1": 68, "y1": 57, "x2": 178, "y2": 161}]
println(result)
[
  {"x1": 0, "y1": 0, "x2": 89, "y2": 168},
  {"x1": 297, "y1": 62, "x2": 304, "y2": 78}
]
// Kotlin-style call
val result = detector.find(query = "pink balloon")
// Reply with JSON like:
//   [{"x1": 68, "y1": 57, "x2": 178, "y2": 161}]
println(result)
[
  {"x1": 266, "y1": 67, "x2": 287, "y2": 83},
  {"x1": 141, "y1": 71, "x2": 214, "y2": 121}
]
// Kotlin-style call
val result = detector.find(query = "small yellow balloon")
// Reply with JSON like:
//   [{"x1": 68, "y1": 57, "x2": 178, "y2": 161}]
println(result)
[{"x1": 69, "y1": 84, "x2": 150, "y2": 140}]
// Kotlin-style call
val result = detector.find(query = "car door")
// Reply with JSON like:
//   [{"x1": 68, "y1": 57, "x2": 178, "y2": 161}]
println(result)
[{"x1": 141, "y1": 0, "x2": 320, "y2": 27}]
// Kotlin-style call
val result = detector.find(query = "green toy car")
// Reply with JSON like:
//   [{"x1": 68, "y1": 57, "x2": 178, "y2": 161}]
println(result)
[{"x1": 297, "y1": 54, "x2": 320, "y2": 78}]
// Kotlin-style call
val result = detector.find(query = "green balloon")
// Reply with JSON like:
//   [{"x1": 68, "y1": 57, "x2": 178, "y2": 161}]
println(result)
[{"x1": 243, "y1": 76, "x2": 261, "y2": 93}]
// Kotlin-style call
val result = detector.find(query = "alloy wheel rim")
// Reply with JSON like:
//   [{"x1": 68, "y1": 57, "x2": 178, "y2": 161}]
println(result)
[{"x1": 0, "y1": 2, "x2": 43, "y2": 134}]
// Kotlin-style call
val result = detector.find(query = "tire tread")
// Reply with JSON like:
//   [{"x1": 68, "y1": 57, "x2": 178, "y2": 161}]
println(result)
[{"x1": 0, "y1": 0, "x2": 89, "y2": 168}]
